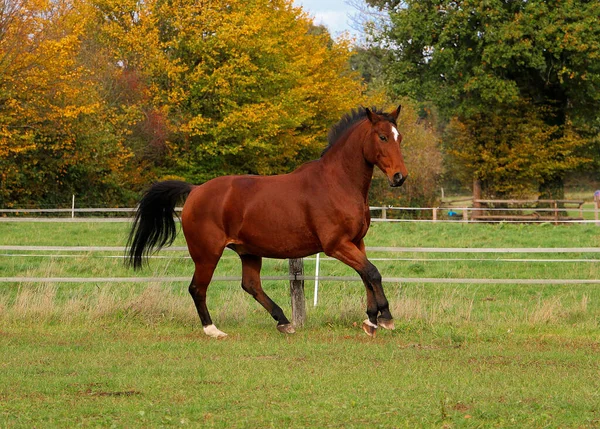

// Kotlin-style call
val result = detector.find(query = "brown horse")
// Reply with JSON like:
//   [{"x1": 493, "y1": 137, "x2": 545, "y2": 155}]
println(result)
[{"x1": 127, "y1": 106, "x2": 408, "y2": 337}]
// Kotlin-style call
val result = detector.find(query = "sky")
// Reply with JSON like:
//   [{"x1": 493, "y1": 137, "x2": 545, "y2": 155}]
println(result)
[{"x1": 293, "y1": 0, "x2": 359, "y2": 38}]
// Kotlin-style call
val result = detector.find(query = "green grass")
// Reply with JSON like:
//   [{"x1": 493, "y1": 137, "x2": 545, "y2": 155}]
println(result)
[
  {"x1": 1, "y1": 221, "x2": 600, "y2": 427},
  {"x1": 2, "y1": 321, "x2": 600, "y2": 428}
]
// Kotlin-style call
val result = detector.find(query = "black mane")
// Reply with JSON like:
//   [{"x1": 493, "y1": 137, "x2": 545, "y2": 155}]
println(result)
[{"x1": 321, "y1": 107, "x2": 396, "y2": 157}]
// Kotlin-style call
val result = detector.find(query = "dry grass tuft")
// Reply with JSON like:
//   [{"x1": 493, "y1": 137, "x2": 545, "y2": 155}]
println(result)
[
  {"x1": 2, "y1": 283, "x2": 197, "y2": 325},
  {"x1": 12, "y1": 283, "x2": 58, "y2": 320},
  {"x1": 1, "y1": 282, "x2": 597, "y2": 330},
  {"x1": 526, "y1": 296, "x2": 563, "y2": 325}
]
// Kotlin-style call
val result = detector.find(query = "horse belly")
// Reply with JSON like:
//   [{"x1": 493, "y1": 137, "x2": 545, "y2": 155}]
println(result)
[{"x1": 234, "y1": 210, "x2": 322, "y2": 258}]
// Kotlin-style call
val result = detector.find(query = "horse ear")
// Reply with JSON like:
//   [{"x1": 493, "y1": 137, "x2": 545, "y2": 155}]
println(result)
[
  {"x1": 365, "y1": 108, "x2": 380, "y2": 124},
  {"x1": 390, "y1": 105, "x2": 402, "y2": 122}
]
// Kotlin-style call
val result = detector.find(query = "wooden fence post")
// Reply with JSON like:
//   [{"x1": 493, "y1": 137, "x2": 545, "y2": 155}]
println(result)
[
  {"x1": 289, "y1": 258, "x2": 306, "y2": 327},
  {"x1": 472, "y1": 178, "x2": 482, "y2": 220}
]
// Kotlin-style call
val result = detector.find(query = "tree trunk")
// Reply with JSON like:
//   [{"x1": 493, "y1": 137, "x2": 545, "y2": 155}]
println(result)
[{"x1": 539, "y1": 174, "x2": 565, "y2": 200}]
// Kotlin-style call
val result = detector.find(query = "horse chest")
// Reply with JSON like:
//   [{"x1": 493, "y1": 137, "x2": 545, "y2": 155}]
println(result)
[
  {"x1": 333, "y1": 201, "x2": 370, "y2": 241},
  {"x1": 357, "y1": 206, "x2": 371, "y2": 239}
]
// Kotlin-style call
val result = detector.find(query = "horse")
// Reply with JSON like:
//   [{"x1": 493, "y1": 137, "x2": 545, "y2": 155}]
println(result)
[{"x1": 126, "y1": 106, "x2": 408, "y2": 338}]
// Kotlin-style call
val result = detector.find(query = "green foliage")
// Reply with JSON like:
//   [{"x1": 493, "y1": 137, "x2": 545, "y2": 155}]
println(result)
[
  {"x1": 383, "y1": 0, "x2": 600, "y2": 118},
  {"x1": 376, "y1": 0, "x2": 600, "y2": 197},
  {"x1": 446, "y1": 101, "x2": 590, "y2": 197}
]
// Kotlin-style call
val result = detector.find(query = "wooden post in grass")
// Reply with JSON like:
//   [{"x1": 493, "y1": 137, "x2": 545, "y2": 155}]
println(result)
[
  {"x1": 472, "y1": 178, "x2": 482, "y2": 221},
  {"x1": 289, "y1": 258, "x2": 306, "y2": 326}
]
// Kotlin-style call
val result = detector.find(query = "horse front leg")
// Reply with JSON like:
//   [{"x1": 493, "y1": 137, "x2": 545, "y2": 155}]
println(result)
[
  {"x1": 356, "y1": 240, "x2": 395, "y2": 331},
  {"x1": 326, "y1": 240, "x2": 394, "y2": 336},
  {"x1": 357, "y1": 264, "x2": 395, "y2": 332}
]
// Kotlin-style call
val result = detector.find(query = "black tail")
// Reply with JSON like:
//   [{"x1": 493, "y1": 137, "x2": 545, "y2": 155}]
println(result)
[{"x1": 126, "y1": 180, "x2": 193, "y2": 270}]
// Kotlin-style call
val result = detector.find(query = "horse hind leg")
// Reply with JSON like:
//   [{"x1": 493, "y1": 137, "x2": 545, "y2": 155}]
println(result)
[
  {"x1": 240, "y1": 254, "x2": 295, "y2": 334},
  {"x1": 189, "y1": 258, "x2": 227, "y2": 339}
]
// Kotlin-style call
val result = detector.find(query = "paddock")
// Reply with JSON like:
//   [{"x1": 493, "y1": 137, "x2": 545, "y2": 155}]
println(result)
[{"x1": 1, "y1": 219, "x2": 599, "y2": 427}]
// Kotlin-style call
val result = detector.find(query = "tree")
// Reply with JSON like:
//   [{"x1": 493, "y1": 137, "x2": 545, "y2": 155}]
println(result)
[
  {"x1": 445, "y1": 101, "x2": 587, "y2": 197},
  {"x1": 0, "y1": 0, "x2": 135, "y2": 206},
  {"x1": 88, "y1": 0, "x2": 368, "y2": 183},
  {"x1": 375, "y1": 0, "x2": 600, "y2": 198},
  {"x1": 1, "y1": 0, "x2": 372, "y2": 207}
]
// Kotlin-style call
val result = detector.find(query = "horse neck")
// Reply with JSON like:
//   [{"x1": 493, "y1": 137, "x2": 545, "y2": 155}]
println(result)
[{"x1": 320, "y1": 122, "x2": 374, "y2": 200}]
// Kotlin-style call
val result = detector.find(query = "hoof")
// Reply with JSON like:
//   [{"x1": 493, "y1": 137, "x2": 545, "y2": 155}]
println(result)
[
  {"x1": 362, "y1": 319, "x2": 377, "y2": 337},
  {"x1": 203, "y1": 324, "x2": 228, "y2": 339},
  {"x1": 277, "y1": 323, "x2": 296, "y2": 334},
  {"x1": 378, "y1": 317, "x2": 395, "y2": 330}
]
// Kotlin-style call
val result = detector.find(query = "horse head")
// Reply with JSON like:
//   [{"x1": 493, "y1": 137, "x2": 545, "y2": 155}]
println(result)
[{"x1": 363, "y1": 105, "x2": 408, "y2": 187}]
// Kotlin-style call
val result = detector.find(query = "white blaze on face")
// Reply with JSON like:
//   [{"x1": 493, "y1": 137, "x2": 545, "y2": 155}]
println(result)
[{"x1": 390, "y1": 124, "x2": 400, "y2": 143}]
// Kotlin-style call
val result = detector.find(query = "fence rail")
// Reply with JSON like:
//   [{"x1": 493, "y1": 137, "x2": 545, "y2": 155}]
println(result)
[
  {"x1": 3, "y1": 244, "x2": 598, "y2": 317},
  {"x1": 2, "y1": 276, "x2": 600, "y2": 285},
  {"x1": 2, "y1": 245, "x2": 599, "y2": 285},
  {"x1": 2, "y1": 245, "x2": 600, "y2": 253},
  {"x1": 2, "y1": 203, "x2": 598, "y2": 224}
]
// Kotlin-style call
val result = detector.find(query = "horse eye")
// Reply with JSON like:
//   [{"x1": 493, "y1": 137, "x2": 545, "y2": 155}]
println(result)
[{"x1": 379, "y1": 134, "x2": 388, "y2": 142}]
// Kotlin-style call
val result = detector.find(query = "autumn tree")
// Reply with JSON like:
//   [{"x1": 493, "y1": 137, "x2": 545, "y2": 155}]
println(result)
[
  {"x1": 1, "y1": 0, "x2": 374, "y2": 207},
  {"x1": 87, "y1": 0, "x2": 368, "y2": 184},
  {"x1": 0, "y1": 0, "x2": 138, "y2": 206},
  {"x1": 372, "y1": 0, "x2": 600, "y2": 198}
]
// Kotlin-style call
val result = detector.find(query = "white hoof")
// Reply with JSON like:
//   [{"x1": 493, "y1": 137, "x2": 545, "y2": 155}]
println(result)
[
  {"x1": 362, "y1": 319, "x2": 378, "y2": 337},
  {"x1": 203, "y1": 324, "x2": 228, "y2": 338}
]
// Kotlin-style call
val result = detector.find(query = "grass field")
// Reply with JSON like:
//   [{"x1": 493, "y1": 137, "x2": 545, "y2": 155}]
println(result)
[{"x1": 1, "y1": 221, "x2": 600, "y2": 427}]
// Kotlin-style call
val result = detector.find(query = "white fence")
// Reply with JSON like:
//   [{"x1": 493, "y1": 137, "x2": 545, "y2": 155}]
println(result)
[
  {"x1": 1, "y1": 205, "x2": 599, "y2": 223},
  {"x1": 2, "y1": 245, "x2": 599, "y2": 286},
  {"x1": 2, "y1": 244, "x2": 599, "y2": 319}
]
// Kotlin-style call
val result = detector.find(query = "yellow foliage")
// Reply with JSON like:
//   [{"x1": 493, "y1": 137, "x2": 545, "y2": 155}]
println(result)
[
  {"x1": 87, "y1": 0, "x2": 369, "y2": 178},
  {"x1": 1, "y1": 0, "x2": 373, "y2": 206},
  {"x1": 446, "y1": 101, "x2": 591, "y2": 197}
]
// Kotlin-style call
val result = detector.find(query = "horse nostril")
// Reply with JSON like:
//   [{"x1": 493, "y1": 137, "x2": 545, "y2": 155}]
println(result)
[{"x1": 392, "y1": 172, "x2": 407, "y2": 187}]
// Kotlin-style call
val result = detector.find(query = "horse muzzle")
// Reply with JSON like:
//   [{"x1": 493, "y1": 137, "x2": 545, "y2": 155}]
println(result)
[{"x1": 389, "y1": 172, "x2": 407, "y2": 187}]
